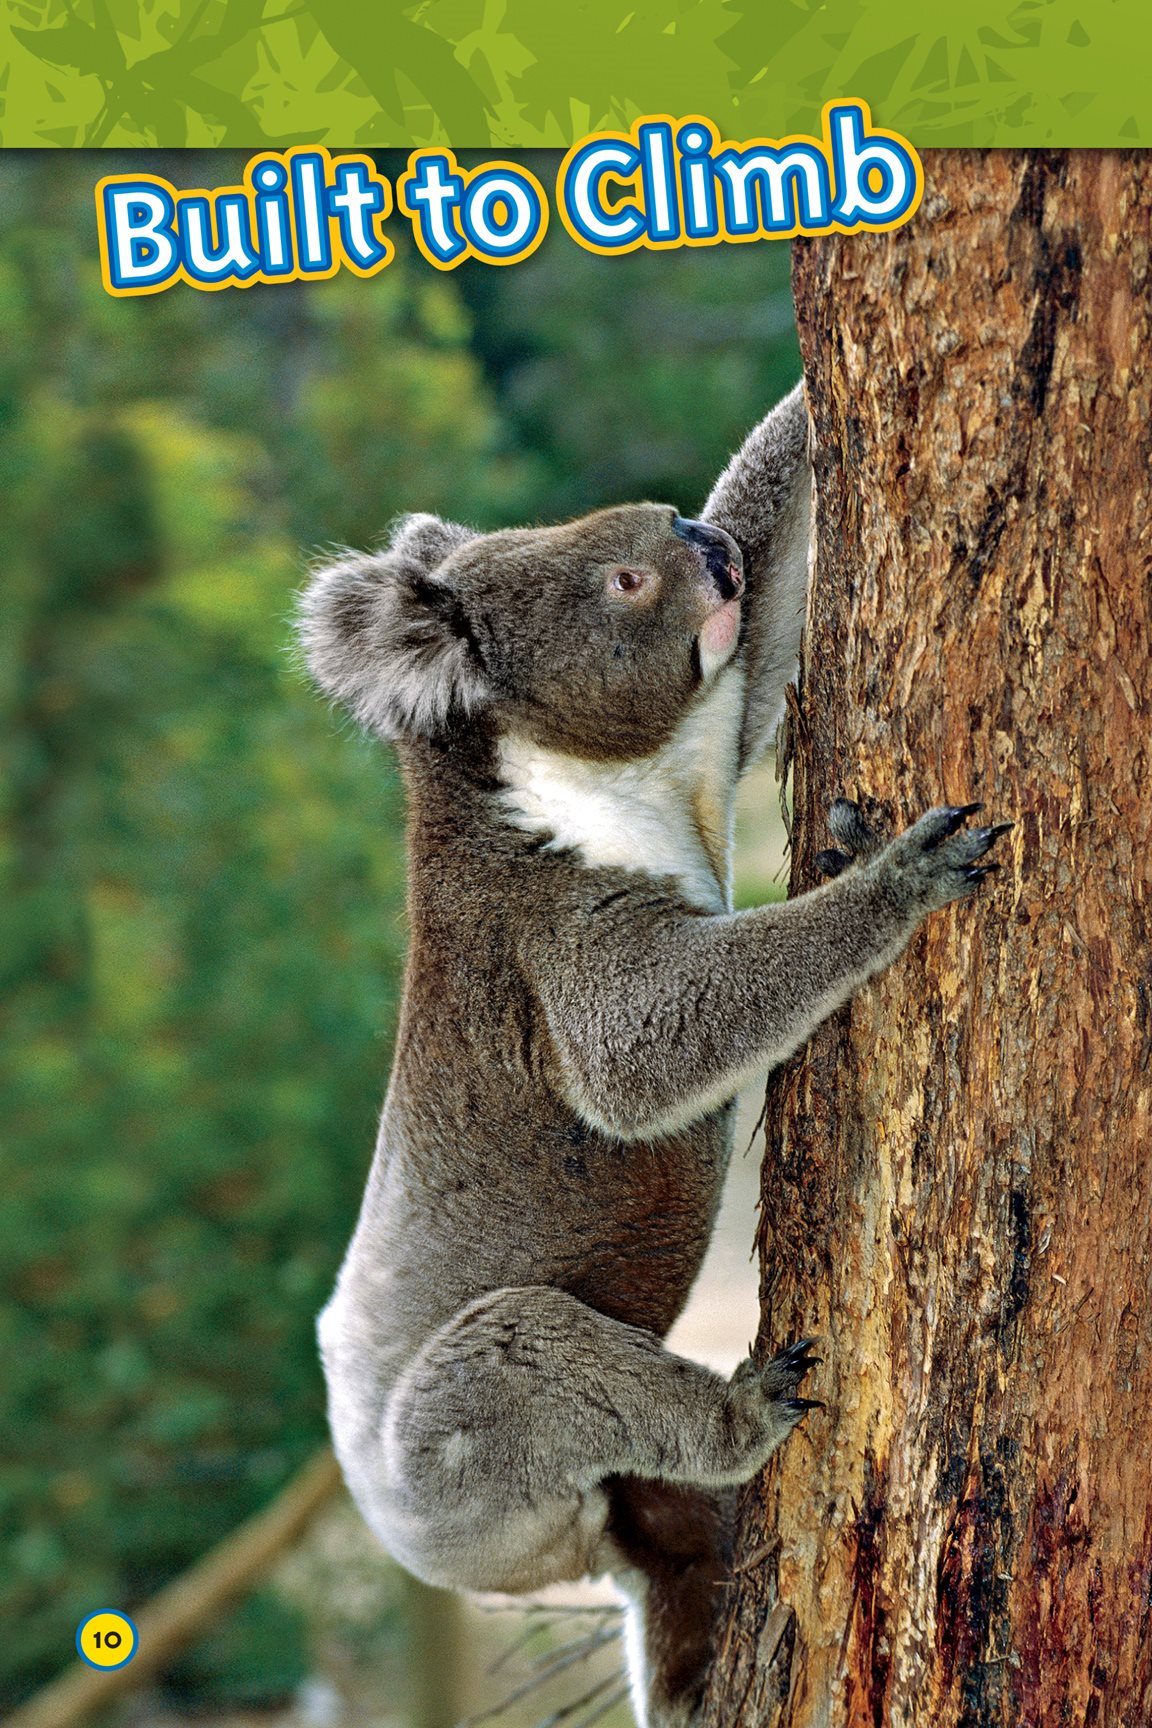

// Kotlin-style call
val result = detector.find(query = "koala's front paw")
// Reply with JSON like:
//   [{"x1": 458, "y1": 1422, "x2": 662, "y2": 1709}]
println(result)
[
  {"x1": 876, "y1": 803, "x2": 1014, "y2": 913},
  {"x1": 725, "y1": 1338, "x2": 824, "y2": 1469},
  {"x1": 817, "y1": 797, "x2": 1013, "y2": 914}
]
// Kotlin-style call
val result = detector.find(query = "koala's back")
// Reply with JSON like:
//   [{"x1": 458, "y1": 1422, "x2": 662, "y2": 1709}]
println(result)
[{"x1": 319, "y1": 737, "x2": 736, "y2": 1481}]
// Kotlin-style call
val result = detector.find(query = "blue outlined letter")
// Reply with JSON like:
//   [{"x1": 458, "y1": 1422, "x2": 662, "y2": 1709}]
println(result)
[
  {"x1": 327, "y1": 160, "x2": 390, "y2": 271},
  {"x1": 637, "y1": 122, "x2": 679, "y2": 243},
  {"x1": 460, "y1": 169, "x2": 544, "y2": 260},
  {"x1": 176, "y1": 194, "x2": 259, "y2": 284},
  {"x1": 250, "y1": 158, "x2": 293, "y2": 277},
  {"x1": 401, "y1": 153, "x2": 466, "y2": 265},
  {"x1": 291, "y1": 151, "x2": 332, "y2": 274},
  {"x1": 676, "y1": 123, "x2": 720, "y2": 240},
  {"x1": 713, "y1": 144, "x2": 831, "y2": 234},
  {"x1": 560, "y1": 139, "x2": 645, "y2": 250},
  {"x1": 829, "y1": 103, "x2": 919, "y2": 225},
  {"x1": 102, "y1": 184, "x2": 179, "y2": 291}
]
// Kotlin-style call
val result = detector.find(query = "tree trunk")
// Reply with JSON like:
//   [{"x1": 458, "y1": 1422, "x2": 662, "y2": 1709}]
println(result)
[{"x1": 701, "y1": 151, "x2": 1152, "y2": 1727}]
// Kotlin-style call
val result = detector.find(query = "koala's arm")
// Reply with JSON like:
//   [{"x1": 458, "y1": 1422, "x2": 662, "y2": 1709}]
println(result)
[
  {"x1": 701, "y1": 381, "x2": 811, "y2": 770},
  {"x1": 527, "y1": 803, "x2": 1009, "y2": 1141}
]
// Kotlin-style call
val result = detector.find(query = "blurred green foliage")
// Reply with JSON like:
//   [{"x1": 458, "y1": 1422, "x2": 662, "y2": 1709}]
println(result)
[
  {"x1": 0, "y1": 149, "x2": 797, "y2": 1710},
  {"x1": 162, "y1": 1590, "x2": 311, "y2": 1707}
]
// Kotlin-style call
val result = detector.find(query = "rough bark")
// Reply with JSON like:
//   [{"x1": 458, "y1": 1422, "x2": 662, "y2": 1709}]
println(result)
[{"x1": 701, "y1": 151, "x2": 1152, "y2": 1727}]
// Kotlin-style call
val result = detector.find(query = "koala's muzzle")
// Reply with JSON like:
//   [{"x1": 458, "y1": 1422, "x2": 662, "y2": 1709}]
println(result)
[{"x1": 672, "y1": 516, "x2": 745, "y2": 601}]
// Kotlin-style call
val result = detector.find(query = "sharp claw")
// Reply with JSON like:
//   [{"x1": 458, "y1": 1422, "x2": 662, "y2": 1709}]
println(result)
[
  {"x1": 784, "y1": 1358, "x2": 822, "y2": 1380},
  {"x1": 780, "y1": 1336, "x2": 821, "y2": 1362},
  {"x1": 964, "y1": 862, "x2": 1001, "y2": 882},
  {"x1": 965, "y1": 821, "x2": 1013, "y2": 859},
  {"x1": 786, "y1": 1397, "x2": 825, "y2": 1413},
  {"x1": 927, "y1": 801, "x2": 983, "y2": 848}
]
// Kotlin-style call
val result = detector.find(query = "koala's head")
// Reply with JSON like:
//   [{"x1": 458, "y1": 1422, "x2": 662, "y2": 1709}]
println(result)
[{"x1": 298, "y1": 504, "x2": 744, "y2": 760}]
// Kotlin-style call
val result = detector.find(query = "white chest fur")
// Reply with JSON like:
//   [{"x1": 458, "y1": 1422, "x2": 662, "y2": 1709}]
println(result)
[{"x1": 496, "y1": 666, "x2": 746, "y2": 912}]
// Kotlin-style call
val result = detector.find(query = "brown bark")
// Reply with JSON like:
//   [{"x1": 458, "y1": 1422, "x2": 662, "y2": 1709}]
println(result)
[{"x1": 701, "y1": 152, "x2": 1152, "y2": 1727}]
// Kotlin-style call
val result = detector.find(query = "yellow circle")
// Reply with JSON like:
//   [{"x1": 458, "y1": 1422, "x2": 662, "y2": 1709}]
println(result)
[{"x1": 76, "y1": 1610, "x2": 137, "y2": 1669}]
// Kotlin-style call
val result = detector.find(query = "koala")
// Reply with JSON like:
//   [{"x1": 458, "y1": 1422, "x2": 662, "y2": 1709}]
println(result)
[{"x1": 297, "y1": 383, "x2": 1010, "y2": 1728}]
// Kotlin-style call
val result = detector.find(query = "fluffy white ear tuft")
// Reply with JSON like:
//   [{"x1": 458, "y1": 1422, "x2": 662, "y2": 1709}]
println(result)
[{"x1": 297, "y1": 515, "x2": 488, "y2": 741}]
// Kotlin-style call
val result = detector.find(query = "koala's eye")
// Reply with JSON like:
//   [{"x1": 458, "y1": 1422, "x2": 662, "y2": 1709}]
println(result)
[{"x1": 609, "y1": 567, "x2": 648, "y2": 596}]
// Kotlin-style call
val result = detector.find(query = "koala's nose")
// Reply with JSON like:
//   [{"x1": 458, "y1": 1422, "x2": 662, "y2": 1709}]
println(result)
[{"x1": 671, "y1": 516, "x2": 745, "y2": 600}]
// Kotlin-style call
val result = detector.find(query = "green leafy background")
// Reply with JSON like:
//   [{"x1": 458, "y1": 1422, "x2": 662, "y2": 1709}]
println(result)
[
  {"x1": 0, "y1": 146, "x2": 800, "y2": 1710},
  {"x1": 1, "y1": 0, "x2": 1148, "y2": 149}
]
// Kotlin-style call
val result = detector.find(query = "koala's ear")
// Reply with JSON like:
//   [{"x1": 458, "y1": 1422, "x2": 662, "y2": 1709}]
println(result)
[{"x1": 297, "y1": 514, "x2": 488, "y2": 741}]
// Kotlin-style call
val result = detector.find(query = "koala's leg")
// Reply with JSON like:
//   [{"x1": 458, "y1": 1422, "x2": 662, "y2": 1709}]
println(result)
[
  {"x1": 607, "y1": 1478, "x2": 733, "y2": 1728},
  {"x1": 372, "y1": 1286, "x2": 817, "y2": 1598},
  {"x1": 532, "y1": 800, "x2": 1014, "y2": 1142}
]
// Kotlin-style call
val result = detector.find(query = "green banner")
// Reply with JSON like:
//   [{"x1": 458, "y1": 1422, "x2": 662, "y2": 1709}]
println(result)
[{"x1": 1, "y1": 0, "x2": 1147, "y2": 150}]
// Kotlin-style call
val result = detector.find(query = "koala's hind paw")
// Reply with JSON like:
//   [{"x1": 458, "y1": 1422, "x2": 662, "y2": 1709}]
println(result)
[
  {"x1": 762, "y1": 1337, "x2": 825, "y2": 1425},
  {"x1": 726, "y1": 1337, "x2": 825, "y2": 1471}
]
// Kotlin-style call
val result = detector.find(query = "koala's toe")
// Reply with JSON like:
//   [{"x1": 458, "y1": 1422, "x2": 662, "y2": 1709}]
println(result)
[
  {"x1": 775, "y1": 1336, "x2": 823, "y2": 1375},
  {"x1": 814, "y1": 847, "x2": 853, "y2": 879},
  {"x1": 758, "y1": 1337, "x2": 823, "y2": 1401},
  {"x1": 963, "y1": 821, "x2": 1012, "y2": 859},
  {"x1": 917, "y1": 802, "x2": 983, "y2": 849},
  {"x1": 783, "y1": 1396, "x2": 825, "y2": 1426},
  {"x1": 827, "y1": 797, "x2": 880, "y2": 857},
  {"x1": 936, "y1": 818, "x2": 1015, "y2": 871}
]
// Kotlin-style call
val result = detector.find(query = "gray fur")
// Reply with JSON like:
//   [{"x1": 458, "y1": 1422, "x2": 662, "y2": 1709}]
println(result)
[
  {"x1": 298, "y1": 514, "x2": 485, "y2": 739},
  {"x1": 702, "y1": 379, "x2": 811, "y2": 766},
  {"x1": 297, "y1": 385, "x2": 1009, "y2": 1727}
]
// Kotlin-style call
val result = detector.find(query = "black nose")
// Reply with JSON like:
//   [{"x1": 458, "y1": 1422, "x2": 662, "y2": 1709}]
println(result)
[{"x1": 672, "y1": 515, "x2": 745, "y2": 600}]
